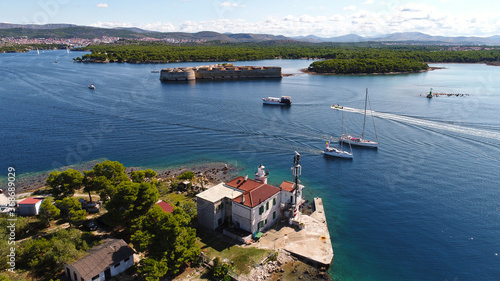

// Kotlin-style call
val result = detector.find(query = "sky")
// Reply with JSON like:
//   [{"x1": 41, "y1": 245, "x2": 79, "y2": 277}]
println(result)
[{"x1": 2, "y1": 0, "x2": 500, "y2": 37}]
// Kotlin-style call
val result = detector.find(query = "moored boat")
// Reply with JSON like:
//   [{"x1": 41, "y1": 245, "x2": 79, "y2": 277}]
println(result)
[
  {"x1": 88, "y1": 72, "x2": 95, "y2": 89},
  {"x1": 340, "y1": 135, "x2": 379, "y2": 148},
  {"x1": 262, "y1": 96, "x2": 292, "y2": 105},
  {"x1": 323, "y1": 141, "x2": 353, "y2": 159}
]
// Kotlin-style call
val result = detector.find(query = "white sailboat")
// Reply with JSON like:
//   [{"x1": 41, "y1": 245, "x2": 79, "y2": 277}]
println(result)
[
  {"x1": 340, "y1": 88, "x2": 379, "y2": 148},
  {"x1": 36, "y1": 48, "x2": 39, "y2": 55},
  {"x1": 323, "y1": 111, "x2": 353, "y2": 159},
  {"x1": 88, "y1": 73, "x2": 95, "y2": 90},
  {"x1": 66, "y1": 46, "x2": 70, "y2": 54}
]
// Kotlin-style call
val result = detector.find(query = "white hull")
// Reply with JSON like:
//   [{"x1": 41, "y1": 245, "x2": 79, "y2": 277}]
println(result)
[
  {"x1": 262, "y1": 97, "x2": 291, "y2": 105},
  {"x1": 88, "y1": 84, "x2": 95, "y2": 90},
  {"x1": 323, "y1": 147, "x2": 353, "y2": 159},
  {"x1": 263, "y1": 100, "x2": 286, "y2": 105},
  {"x1": 340, "y1": 135, "x2": 378, "y2": 148}
]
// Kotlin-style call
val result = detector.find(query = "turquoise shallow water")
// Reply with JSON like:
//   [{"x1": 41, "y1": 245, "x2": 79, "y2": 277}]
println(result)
[{"x1": 1, "y1": 50, "x2": 500, "y2": 280}]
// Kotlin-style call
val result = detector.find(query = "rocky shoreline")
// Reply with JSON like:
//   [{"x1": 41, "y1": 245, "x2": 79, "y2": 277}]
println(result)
[
  {"x1": 247, "y1": 250, "x2": 331, "y2": 281},
  {"x1": 300, "y1": 67, "x2": 435, "y2": 76},
  {"x1": 9, "y1": 161, "x2": 241, "y2": 194}
]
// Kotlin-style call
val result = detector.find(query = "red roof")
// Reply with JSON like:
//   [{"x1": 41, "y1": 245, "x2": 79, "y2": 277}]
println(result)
[
  {"x1": 227, "y1": 176, "x2": 280, "y2": 208},
  {"x1": 18, "y1": 198, "x2": 43, "y2": 205},
  {"x1": 226, "y1": 176, "x2": 263, "y2": 192},
  {"x1": 156, "y1": 200, "x2": 174, "y2": 213},
  {"x1": 280, "y1": 180, "x2": 296, "y2": 192}
]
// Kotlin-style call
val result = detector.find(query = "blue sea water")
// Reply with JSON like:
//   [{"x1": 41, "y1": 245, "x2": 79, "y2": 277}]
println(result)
[{"x1": 1, "y1": 50, "x2": 500, "y2": 280}]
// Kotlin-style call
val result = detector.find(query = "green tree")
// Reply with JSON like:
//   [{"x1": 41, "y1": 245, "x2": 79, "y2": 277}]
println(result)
[
  {"x1": 131, "y1": 206, "x2": 200, "y2": 275},
  {"x1": 211, "y1": 257, "x2": 232, "y2": 281},
  {"x1": 131, "y1": 169, "x2": 158, "y2": 183},
  {"x1": 56, "y1": 198, "x2": 85, "y2": 227},
  {"x1": 83, "y1": 160, "x2": 129, "y2": 202},
  {"x1": 39, "y1": 197, "x2": 60, "y2": 227},
  {"x1": 19, "y1": 228, "x2": 90, "y2": 280},
  {"x1": 137, "y1": 258, "x2": 169, "y2": 281},
  {"x1": 105, "y1": 181, "x2": 158, "y2": 229},
  {"x1": 178, "y1": 171, "x2": 195, "y2": 180},
  {"x1": 46, "y1": 169, "x2": 83, "y2": 199}
]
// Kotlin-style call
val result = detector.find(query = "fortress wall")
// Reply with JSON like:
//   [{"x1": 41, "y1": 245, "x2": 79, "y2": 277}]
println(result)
[
  {"x1": 160, "y1": 65, "x2": 282, "y2": 81},
  {"x1": 160, "y1": 68, "x2": 196, "y2": 81}
]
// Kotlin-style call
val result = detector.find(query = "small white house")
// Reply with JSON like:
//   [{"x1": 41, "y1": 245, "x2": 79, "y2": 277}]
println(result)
[
  {"x1": 17, "y1": 197, "x2": 43, "y2": 216},
  {"x1": 65, "y1": 239, "x2": 135, "y2": 281}
]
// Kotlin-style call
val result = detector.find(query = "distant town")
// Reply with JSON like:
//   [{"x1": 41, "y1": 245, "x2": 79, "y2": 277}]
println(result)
[{"x1": 0, "y1": 35, "x2": 206, "y2": 48}]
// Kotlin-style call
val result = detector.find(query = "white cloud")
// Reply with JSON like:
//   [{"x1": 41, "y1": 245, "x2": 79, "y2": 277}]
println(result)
[
  {"x1": 344, "y1": 5, "x2": 357, "y2": 11},
  {"x1": 364, "y1": 0, "x2": 374, "y2": 4},
  {"x1": 220, "y1": 2, "x2": 246, "y2": 8},
  {"x1": 96, "y1": 3, "x2": 109, "y2": 8},
  {"x1": 90, "y1": 5, "x2": 500, "y2": 38}
]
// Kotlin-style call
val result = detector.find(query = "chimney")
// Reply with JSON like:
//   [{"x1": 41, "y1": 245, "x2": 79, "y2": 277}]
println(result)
[
  {"x1": 241, "y1": 195, "x2": 245, "y2": 204},
  {"x1": 244, "y1": 174, "x2": 248, "y2": 181}
]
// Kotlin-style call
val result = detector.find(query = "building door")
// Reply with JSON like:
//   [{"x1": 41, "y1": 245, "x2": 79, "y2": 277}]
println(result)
[{"x1": 104, "y1": 268, "x2": 111, "y2": 280}]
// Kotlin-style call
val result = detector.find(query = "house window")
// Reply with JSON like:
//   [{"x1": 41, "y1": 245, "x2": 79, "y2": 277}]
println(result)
[
  {"x1": 265, "y1": 219, "x2": 268, "y2": 225},
  {"x1": 266, "y1": 201, "x2": 269, "y2": 211},
  {"x1": 259, "y1": 206, "x2": 264, "y2": 215},
  {"x1": 74, "y1": 272, "x2": 78, "y2": 281},
  {"x1": 218, "y1": 218, "x2": 222, "y2": 226},
  {"x1": 273, "y1": 211, "x2": 276, "y2": 219},
  {"x1": 273, "y1": 197, "x2": 276, "y2": 206},
  {"x1": 124, "y1": 257, "x2": 130, "y2": 262},
  {"x1": 115, "y1": 262, "x2": 120, "y2": 268},
  {"x1": 290, "y1": 196, "x2": 293, "y2": 203},
  {"x1": 92, "y1": 274, "x2": 99, "y2": 280}
]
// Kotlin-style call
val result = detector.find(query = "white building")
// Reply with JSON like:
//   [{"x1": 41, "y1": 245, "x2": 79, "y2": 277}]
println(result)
[
  {"x1": 17, "y1": 197, "x2": 43, "y2": 216},
  {"x1": 196, "y1": 164, "x2": 304, "y2": 235},
  {"x1": 65, "y1": 239, "x2": 135, "y2": 281}
]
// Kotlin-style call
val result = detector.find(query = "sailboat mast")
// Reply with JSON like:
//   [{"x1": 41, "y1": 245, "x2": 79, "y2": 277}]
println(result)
[{"x1": 362, "y1": 88, "x2": 368, "y2": 139}]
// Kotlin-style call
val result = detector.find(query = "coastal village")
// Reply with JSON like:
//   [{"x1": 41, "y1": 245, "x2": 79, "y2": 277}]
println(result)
[{"x1": 3, "y1": 153, "x2": 333, "y2": 281}]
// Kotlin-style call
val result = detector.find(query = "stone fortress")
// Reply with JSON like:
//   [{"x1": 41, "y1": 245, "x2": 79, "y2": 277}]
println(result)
[{"x1": 160, "y1": 63, "x2": 282, "y2": 81}]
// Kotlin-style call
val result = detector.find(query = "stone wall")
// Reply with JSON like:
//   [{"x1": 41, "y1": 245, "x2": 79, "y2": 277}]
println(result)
[{"x1": 160, "y1": 64, "x2": 282, "y2": 81}]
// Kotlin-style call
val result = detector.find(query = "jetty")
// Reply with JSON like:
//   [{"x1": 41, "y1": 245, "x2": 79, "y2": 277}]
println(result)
[
  {"x1": 160, "y1": 63, "x2": 282, "y2": 81},
  {"x1": 255, "y1": 197, "x2": 334, "y2": 267}
]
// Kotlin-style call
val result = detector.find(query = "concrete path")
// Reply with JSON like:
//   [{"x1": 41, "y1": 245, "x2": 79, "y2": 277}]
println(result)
[{"x1": 253, "y1": 197, "x2": 334, "y2": 267}]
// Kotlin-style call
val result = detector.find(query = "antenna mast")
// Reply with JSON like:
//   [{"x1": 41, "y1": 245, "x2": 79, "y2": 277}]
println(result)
[{"x1": 292, "y1": 151, "x2": 302, "y2": 218}]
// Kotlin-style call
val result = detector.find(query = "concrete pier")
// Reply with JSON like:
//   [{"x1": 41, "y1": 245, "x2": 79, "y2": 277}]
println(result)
[{"x1": 254, "y1": 197, "x2": 334, "y2": 267}]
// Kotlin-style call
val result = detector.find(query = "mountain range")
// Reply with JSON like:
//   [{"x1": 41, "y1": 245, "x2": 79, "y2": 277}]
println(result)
[{"x1": 1, "y1": 23, "x2": 500, "y2": 45}]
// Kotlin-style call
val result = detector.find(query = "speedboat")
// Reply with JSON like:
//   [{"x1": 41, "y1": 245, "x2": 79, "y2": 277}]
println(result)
[
  {"x1": 331, "y1": 104, "x2": 343, "y2": 109},
  {"x1": 88, "y1": 84, "x2": 95, "y2": 90},
  {"x1": 262, "y1": 96, "x2": 291, "y2": 105}
]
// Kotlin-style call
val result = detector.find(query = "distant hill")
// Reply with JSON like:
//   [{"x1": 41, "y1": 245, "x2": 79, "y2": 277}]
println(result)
[
  {"x1": 0, "y1": 23, "x2": 291, "y2": 42},
  {"x1": 296, "y1": 32, "x2": 500, "y2": 45},
  {"x1": 1, "y1": 23, "x2": 500, "y2": 45},
  {"x1": 0, "y1": 23, "x2": 77, "y2": 29}
]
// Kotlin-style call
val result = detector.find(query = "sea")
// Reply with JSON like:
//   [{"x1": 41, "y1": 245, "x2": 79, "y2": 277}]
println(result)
[{"x1": 1, "y1": 50, "x2": 500, "y2": 280}]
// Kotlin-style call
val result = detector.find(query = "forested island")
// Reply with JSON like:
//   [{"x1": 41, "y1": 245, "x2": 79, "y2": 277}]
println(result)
[
  {"x1": 0, "y1": 43, "x2": 66, "y2": 53},
  {"x1": 72, "y1": 41, "x2": 500, "y2": 74}
]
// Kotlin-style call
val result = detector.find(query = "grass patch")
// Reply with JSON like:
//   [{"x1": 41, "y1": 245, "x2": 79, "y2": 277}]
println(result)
[
  {"x1": 196, "y1": 229, "x2": 271, "y2": 274},
  {"x1": 161, "y1": 191, "x2": 195, "y2": 207}
]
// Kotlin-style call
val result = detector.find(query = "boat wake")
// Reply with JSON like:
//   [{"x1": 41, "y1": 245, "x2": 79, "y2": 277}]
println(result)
[{"x1": 339, "y1": 107, "x2": 500, "y2": 141}]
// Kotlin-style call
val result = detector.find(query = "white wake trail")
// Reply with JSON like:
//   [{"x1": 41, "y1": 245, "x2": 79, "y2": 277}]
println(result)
[{"x1": 337, "y1": 107, "x2": 500, "y2": 141}]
